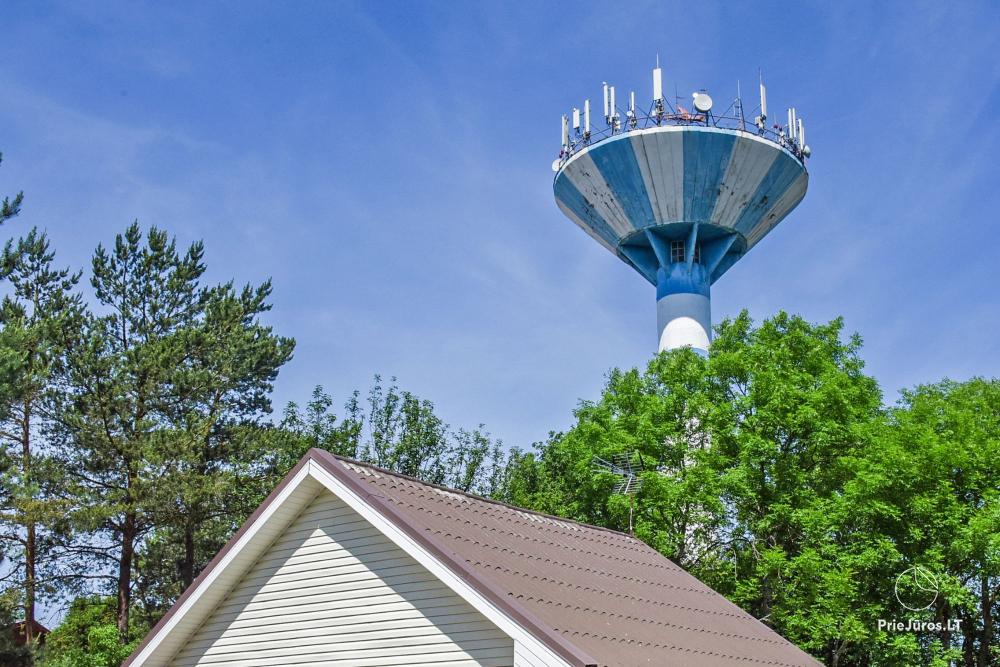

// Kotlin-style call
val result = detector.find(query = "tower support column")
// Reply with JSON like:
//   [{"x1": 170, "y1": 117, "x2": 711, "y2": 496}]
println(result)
[{"x1": 656, "y1": 263, "x2": 711, "y2": 353}]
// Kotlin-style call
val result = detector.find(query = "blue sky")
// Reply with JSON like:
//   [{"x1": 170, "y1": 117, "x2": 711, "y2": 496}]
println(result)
[{"x1": 1, "y1": 0, "x2": 998, "y2": 451}]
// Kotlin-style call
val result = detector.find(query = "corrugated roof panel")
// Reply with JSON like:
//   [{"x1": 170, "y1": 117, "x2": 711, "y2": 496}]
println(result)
[{"x1": 324, "y1": 453, "x2": 820, "y2": 667}]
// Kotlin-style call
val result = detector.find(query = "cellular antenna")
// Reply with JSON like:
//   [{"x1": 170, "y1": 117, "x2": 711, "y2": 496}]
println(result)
[
  {"x1": 653, "y1": 59, "x2": 665, "y2": 124},
  {"x1": 584, "y1": 99, "x2": 591, "y2": 138},
  {"x1": 754, "y1": 72, "x2": 768, "y2": 132},
  {"x1": 572, "y1": 107, "x2": 581, "y2": 132},
  {"x1": 603, "y1": 82, "x2": 610, "y2": 122},
  {"x1": 736, "y1": 80, "x2": 745, "y2": 129},
  {"x1": 610, "y1": 85, "x2": 618, "y2": 132},
  {"x1": 561, "y1": 114, "x2": 569, "y2": 150},
  {"x1": 759, "y1": 75, "x2": 767, "y2": 119}
]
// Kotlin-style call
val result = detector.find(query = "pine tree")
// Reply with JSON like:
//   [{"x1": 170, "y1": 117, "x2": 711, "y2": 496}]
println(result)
[
  {"x1": 54, "y1": 223, "x2": 208, "y2": 638},
  {"x1": 140, "y1": 278, "x2": 294, "y2": 604},
  {"x1": 0, "y1": 152, "x2": 23, "y2": 227},
  {"x1": 53, "y1": 222, "x2": 294, "y2": 638},
  {"x1": 0, "y1": 229, "x2": 83, "y2": 643}
]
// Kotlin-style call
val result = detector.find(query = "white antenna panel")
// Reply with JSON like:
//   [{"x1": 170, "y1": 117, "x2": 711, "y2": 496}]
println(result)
[
  {"x1": 759, "y1": 82, "x2": 767, "y2": 118},
  {"x1": 629, "y1": 91, "x2": 635, "y2": 113},
  {"x1": 572, "y1": 108, "x2": 580, "y2": 130},
  {"x1": 603, "y1": 82, "x2": 609, "y2": 119},
  {"x1": 584, "y1": 99, "x2": 590, "y2": 133},
  {"x1": 561, "y1": 115, "x2": 569, "y2": 147},
  {"x1": 653, "y1": 66, "x2": 663, "y2": 101}
]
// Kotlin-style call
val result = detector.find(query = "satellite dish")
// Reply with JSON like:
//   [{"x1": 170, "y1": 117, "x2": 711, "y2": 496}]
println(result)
[
  {"x1": 692, "y1": 92, "x2": 713, "y2": 113},
  {"x1": 551, "y1": 159, "x2": 562, "y2": 172}
]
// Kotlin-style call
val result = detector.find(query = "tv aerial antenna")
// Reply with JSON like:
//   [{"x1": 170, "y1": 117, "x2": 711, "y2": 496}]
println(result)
[{"x1": 593, "y1": 452, "x2": 644, "y2": 533}]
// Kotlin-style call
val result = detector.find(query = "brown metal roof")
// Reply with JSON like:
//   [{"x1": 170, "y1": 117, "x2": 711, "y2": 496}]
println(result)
[{"x1": 314, "y1": 449, "x2": 820, "y2": 667}]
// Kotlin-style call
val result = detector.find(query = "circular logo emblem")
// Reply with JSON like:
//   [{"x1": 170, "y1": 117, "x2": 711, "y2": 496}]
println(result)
[{"x1": 894, "y1": 566, "x2": 938, "y2": 611}]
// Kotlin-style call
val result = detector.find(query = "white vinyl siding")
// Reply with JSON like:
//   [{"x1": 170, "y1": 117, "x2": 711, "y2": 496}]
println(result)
[
  {"x1": 513, "y1": 640, "x2": 559, "y2": 667},
  {"x1": 170, "y1": 490, "x2": 514, "y2": 667}
]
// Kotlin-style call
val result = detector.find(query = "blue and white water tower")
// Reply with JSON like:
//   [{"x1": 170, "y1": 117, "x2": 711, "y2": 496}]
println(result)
[{"x1": 553, "y1": 65, "x2": 810, "y2": 353}]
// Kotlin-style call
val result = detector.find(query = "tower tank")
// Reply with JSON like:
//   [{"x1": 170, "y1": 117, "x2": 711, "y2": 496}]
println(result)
[{"x1": 553, "y1": 65, "x2": 810, "y2": 353}]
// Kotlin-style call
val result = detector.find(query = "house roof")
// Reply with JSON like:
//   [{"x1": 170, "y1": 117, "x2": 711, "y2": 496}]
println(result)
[
  {"x1": 315, "y1": 450, "x2": 820, "y2": 667},
  {"x1": 6, "y1": 620, "x2": 50, "y2": 646},
  {"x1": 126, "y1": 449, "x2": 821, "y2": 667}
]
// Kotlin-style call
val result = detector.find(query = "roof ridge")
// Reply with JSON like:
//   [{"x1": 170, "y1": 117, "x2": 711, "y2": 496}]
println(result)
[{"x1": 324, "y1": 450, "x2": 647, "y2": 543}]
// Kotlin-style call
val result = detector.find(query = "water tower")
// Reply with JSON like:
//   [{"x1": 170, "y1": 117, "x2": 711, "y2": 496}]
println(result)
[{"x1": 553, "y1": 64, "x2": 810, "y2": 353}]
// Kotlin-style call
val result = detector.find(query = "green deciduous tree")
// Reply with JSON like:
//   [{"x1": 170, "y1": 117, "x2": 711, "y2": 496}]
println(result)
[
  {"x1": 878, "y1": 379, "x2": 1000, "y2": 666},
  {"x1": 36, "y1": 597, "x2": 146, "y2": 667},
  {"x1": 507, "y1": 311, "x2": 1000, "y2": 666},
  {"x1": 707, "y1": 312, "x2": 884, "y2": 665},
  {"x1": 269, "y1": 378, "x2": 510, "y2": 498}
]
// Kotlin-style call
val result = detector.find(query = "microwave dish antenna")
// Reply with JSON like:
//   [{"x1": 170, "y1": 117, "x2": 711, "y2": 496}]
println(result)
[{"x1": 692, "y1": 92, "x2": 713, "y2": 114}]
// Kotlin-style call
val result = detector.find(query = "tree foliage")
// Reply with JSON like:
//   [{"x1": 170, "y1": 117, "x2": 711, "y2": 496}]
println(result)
[
  {"x1": 0, "y1": 152, "x2": 23, "y2": 227},
  {"x1": 264, "y1": 378, "x2": 511, "y2": 498},
  {"x1": 37, "y1": 597, "x2": 146, "y2": 667},
  {"x1": 508, "y1": 312, "x2": 999, "y2": 666}
]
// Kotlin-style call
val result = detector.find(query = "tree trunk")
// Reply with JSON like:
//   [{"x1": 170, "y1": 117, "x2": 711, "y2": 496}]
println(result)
[
  {"x1": 24, "y1": 523, "x2": 35, "y2": 641},
  {"x1": 118, "y1": 514, "x2": 137, "y2": 639},
  {"x1": 980, "y1": 574, "x2": 993, "y2": 667},
  {"x1": 962, "y1": 609, "x2": 976, "y2": 667},
  {"x1": 182, "y1": 521, "x2": 196, "y2": 589},
  {"x1": 21, "y1": 402, "x2": 35, "y2": 644},
  {"x1": 938, "y1": 599, "x2": 952, "y2": 654}
]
